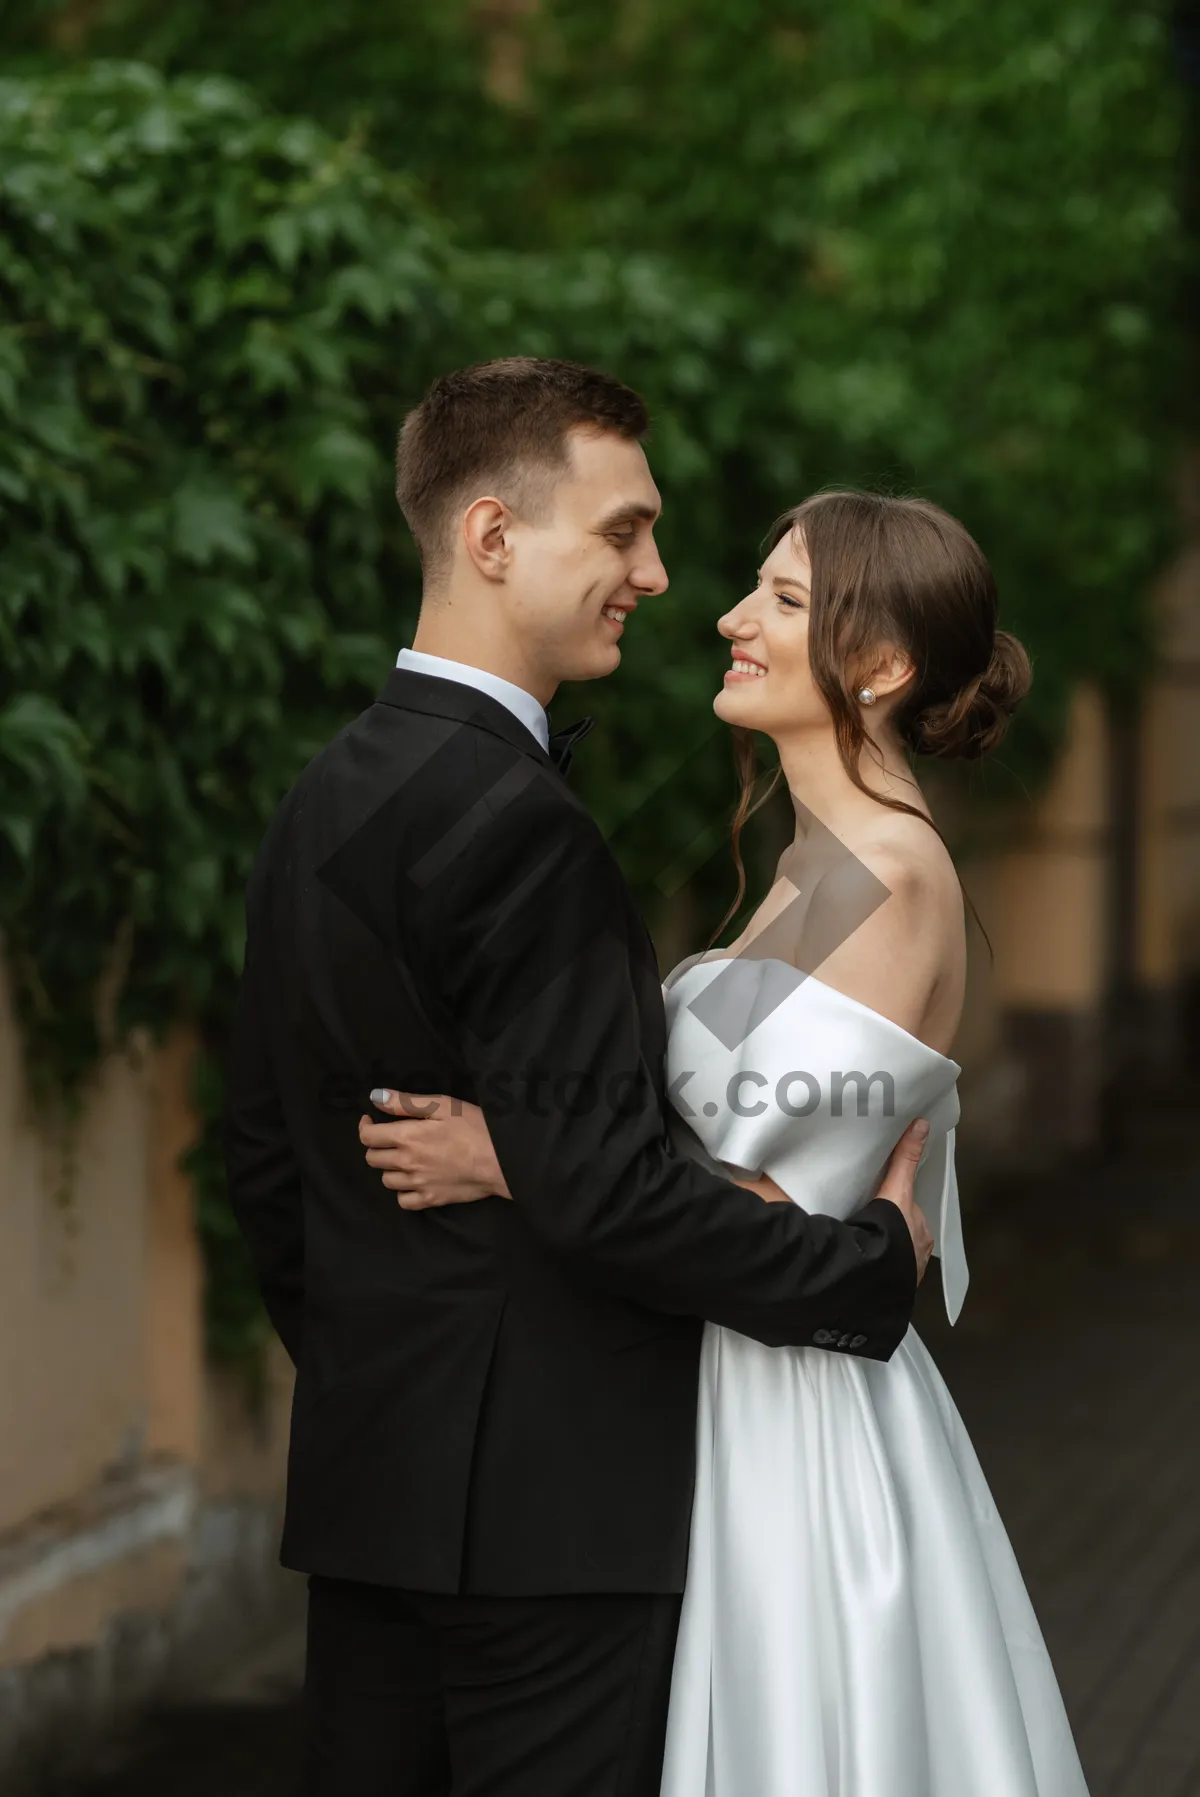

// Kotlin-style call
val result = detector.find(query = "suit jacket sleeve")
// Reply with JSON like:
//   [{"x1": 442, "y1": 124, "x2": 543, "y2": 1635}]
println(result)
[
  {"x1": 417, "y1": 771, "x2": 917, "y2": 1359},
  {"x1": 223, "y1": 876, "x2": 306, "y2": 1364}
]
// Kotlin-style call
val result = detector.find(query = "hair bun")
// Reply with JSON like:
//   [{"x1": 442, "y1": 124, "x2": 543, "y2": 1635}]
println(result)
[{"x1": 911, "y1": 630, "x2": 1032, "y2": 761}]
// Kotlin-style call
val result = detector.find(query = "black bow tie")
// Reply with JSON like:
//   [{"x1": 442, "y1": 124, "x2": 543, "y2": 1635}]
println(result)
[{"x1": 547, "y1": 716, "x2": 595, "y2": 776}]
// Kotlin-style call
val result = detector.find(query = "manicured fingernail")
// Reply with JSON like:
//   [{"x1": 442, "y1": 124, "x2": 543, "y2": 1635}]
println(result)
[
  {"x1": 370, "y1": 1089, "x2": 392, "y2": 1105},
  {"x1": 912, "y1": 1118, "x2": 930, "y2": 1140}
]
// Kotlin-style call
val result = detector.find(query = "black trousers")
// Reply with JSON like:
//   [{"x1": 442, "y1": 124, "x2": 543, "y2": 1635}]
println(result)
[{"x1": 303, "y1": 1575, "x2": 683, "y2": 1797}]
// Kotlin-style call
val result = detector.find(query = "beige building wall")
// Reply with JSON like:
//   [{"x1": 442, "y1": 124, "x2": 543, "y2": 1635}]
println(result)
[
  {"x1": 957, "y1": 457, "x2": 1200, "y2": 1155},
  {"x1": 0, "y1": 962, "x2": 298, "y2": 1786},
  {"x1": 0, "y1": 961, "x2": 153, "y2": 1533},
  {"x1": 953, "y1": 684, "x2": 1113, "y2": 1160},
  {"x1": 986, "y1": 684, "x2": 1111, "y2": 1013},
  {"x1": 1138, "y1": 523, "x2": 1200, "y2": 1002}
]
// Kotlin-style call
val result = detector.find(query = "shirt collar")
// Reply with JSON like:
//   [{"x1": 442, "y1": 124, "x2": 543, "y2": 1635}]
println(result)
[{"x1": 394, "y1": 648, "x2": 549, "y2": 752}]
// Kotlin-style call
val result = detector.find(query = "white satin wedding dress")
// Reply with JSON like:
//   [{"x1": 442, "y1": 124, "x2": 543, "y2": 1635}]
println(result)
[{"x1": 659, "y1": 952, "x2": 1089, "y2": 1797}]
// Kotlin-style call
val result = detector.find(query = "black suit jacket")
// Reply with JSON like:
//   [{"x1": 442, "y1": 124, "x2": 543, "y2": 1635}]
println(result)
[{"x1": 224, "y1": 669, "x2": 917, "y2": 1596}]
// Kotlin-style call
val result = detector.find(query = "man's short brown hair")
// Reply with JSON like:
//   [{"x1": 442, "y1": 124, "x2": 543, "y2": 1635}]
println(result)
[{"x1": 395, "y1": 357, "x2": 649, "y2": 584}]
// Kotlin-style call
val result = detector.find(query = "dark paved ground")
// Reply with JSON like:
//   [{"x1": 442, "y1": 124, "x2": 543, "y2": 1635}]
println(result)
[{"x1": 53, "y1": 1121, "x2": 1200, "y2": 1797}]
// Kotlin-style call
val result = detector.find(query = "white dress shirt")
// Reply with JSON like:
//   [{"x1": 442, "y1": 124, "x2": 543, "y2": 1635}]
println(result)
[{"x1": 395, "y1": 647, "x2": 550, "y2": 752}]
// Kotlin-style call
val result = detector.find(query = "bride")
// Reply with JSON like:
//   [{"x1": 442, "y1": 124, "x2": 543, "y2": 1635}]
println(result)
[{"x1": 358, "y1": 489, "x2": 1090, "y2": 1796}]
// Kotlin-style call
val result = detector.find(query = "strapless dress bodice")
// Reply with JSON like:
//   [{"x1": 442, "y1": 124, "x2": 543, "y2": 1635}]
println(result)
[{"x1": 662, "y1": 951, "x2": 967, "y2": 1323}]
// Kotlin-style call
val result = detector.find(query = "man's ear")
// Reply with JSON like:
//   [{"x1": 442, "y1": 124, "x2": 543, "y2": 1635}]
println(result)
[{"x1": 461, "y1": 496, "x2": 512, "y2": 583}]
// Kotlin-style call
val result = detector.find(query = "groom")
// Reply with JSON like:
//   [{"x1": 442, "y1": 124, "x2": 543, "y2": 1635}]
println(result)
[{"x1": 225, "y1": 357, "x2": 932, "y2": 1796}]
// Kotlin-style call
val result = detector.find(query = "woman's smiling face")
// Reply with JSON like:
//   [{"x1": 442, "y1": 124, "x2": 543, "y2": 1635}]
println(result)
[{"x1": 713, "y1": 530, "x2": 831, "y2": 736}]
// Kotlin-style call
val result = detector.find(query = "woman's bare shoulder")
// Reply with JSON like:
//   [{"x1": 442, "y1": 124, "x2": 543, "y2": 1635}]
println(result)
[
  {"x1": 864, "y1": 819, "x2": 959, "y2": 908},
  {"x1": 806, "y1": 812, "x2": 965, "y2": 1046}
]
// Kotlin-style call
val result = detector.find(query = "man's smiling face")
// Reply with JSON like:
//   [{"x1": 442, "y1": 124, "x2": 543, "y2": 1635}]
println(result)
[{"x1": 504, "y1": 426, "x2": 669, "y2": 686}]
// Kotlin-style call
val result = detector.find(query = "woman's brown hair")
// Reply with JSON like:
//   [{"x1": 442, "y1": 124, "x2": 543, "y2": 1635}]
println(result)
[{"x1": 711, "y1": 489, "x2": 1031, "y2": 945}]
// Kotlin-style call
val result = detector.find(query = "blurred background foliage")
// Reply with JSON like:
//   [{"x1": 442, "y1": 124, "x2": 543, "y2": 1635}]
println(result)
[{"x1": 0, "y1": 1, "x2": 1184, "y2": 1358}]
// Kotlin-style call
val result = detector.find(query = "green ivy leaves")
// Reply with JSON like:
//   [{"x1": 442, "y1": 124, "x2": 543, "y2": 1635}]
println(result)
[{"x1": 0, "y1": 66, "x2": 452, "y2": 1353}]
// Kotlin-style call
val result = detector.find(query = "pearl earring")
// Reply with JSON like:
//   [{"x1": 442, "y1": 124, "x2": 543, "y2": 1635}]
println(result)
[{"x1": 857, "y1": 687, "x2": 877, "y2": 706}]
